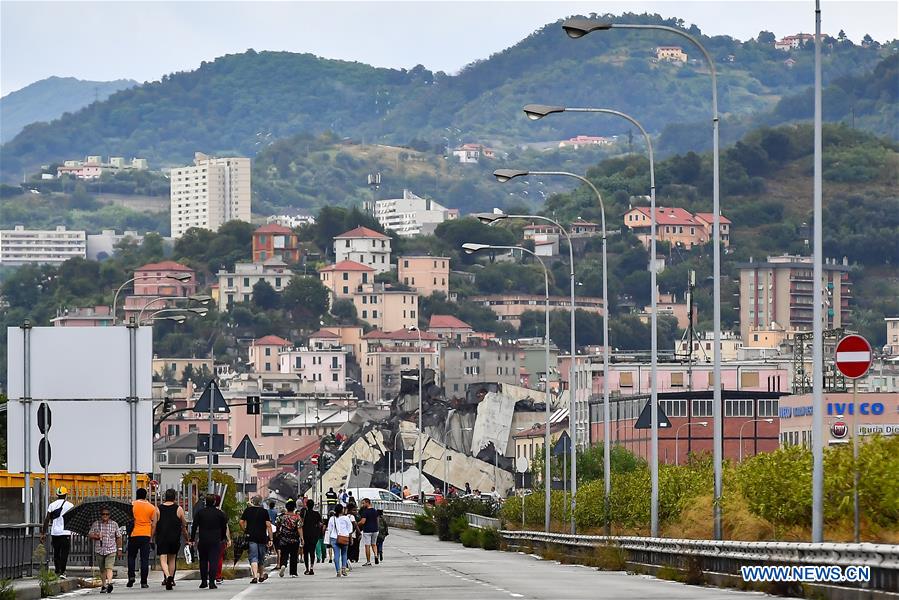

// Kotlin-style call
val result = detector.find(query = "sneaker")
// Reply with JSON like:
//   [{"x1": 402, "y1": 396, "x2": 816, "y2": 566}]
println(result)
[
  {"x1": 309, "y1": 570, "x2": 314, "y2": 576},
  {"x1": 290, "y1": 574, "x2": 298, "y2": 578},
  {"x1": 126, "y1": 579, "x2": 135, "y2": 588},
  {"x1": 341, "y1": 568, "x2": 348, "y2": 576},
  {"x1": 215, "y1": 579, "x2": 223, "y2": 585},
  {"x1": 260, "y1": 572, "x2": 268, "y2": 582},
  {"x1": 209, "y1": 583, "x2": 217, "y2": 590},
  {"x1": 140, "y1": 583, "x2": 149, "y2": 589},
  {"x1": 59, "y1": 574, "x2": 67, "y2": 580},
  {"x1": 363, "y1": 561, "x2": 372, "y2": 566},
  {"x1": 336, "y1": 573, "x2": 341, "y2": 578},
  {"x1": 199, "y1": 582, "x2": 208, "y2": 589},
  {"x1": 106, "y1": 584, "x2": 113, "y2": 594},
  {"x1": 250, "y1": 578, "x2": 257, "y2": 584},
  {"x1": 279, "y1": 566, "x2": 285, "y2": 578},
  {"x1": 374, "y1": 556, "x2": 379, "y2": 565},
  {"x1": 99, "y1": 586, "x2": 107, "y2": 594},
  {"x1": 328, "y1": 559, "x2": 333, "y2": 563}
]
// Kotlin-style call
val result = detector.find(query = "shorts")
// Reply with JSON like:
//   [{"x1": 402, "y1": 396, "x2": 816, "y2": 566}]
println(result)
[
  {"x1": 95, "y1": 553, "x2": 115, "y2": 570},
  {"x1": 361, "y1": 531, "x2": 378, "y2": 546},
  {"x1": 247, "y1": 541, "x2": 266, "y2": 565}
]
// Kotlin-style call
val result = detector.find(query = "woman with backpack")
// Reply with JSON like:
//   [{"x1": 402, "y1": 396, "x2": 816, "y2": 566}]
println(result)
[{"x1": 275, "y1": 500, "x2": 302, "y2": 577}]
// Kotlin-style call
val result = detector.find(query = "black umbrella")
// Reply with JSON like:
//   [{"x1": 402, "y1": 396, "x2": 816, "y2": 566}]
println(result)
[{"x1": 63, "y1": 497, "x2": 133, "y2": 537}]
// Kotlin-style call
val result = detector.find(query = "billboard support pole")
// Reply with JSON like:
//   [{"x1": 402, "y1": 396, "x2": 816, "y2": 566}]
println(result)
[
  {"x1": 128, "y1": 318, "x2": 138, "y2": 499},
  {"x1": 22, "y1": 321, "x2": 32, "y2": 525},
  {"x1": 207, "y1": 381, "x2": 216, "y2": 495}
]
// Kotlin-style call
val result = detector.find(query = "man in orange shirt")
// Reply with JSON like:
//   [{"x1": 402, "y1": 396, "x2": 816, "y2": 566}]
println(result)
[{"x1": 127, "y1": 488, "x2": 159, "y2": 589}]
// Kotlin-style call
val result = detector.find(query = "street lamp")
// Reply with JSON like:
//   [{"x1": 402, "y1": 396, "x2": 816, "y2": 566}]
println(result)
[
  {"x1": 464, "y1": 242, "x2": 552, "y2": 533},
  {"x1": 111, "y1": 273, "x2": 193, "y2": 324},
  {"x1": 674, "y1": 421, "x2": 709, "y2": 465},
  {"x1": 517, "y1": 104, "x2": 658, "y2": 536},
  {"x1": 136, "y1": 294, "x2": 213, "y2": 324},
  {"x1": 475, "y1": 207, "x2": 579, "y2": 532},
  {"x1": 408, "y1": 325, "x2": 425, "y2": 503},
  {"x1": 561, "y1": 16, "x2": 724, "y2": 540},
  {"x1": 143, "y1": 307, "x2": 208, "y2": 325},
  {"x1": 738, "y1": 418, "x2": 774, "y2": 462}
]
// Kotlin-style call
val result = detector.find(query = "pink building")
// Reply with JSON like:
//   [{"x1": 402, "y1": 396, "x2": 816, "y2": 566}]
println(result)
[
  {"x1": 278, "y1": 336, "x2": 347, "y2": 392},
  {"x1": 599, "y1": 362, "x2": 790, "y2": 396},
  {"x1": 51, "y1": 305, "x2": 114, "y2": 327},
  {"x1": 123, "y1": 261, "x2": 197, "y2": 320},
  {"x1": 249, "y1": 335, "x2": 291, "y2": 373},
  {"x1": 428, "y1": 314, "x2": 474, "y2": 342}
]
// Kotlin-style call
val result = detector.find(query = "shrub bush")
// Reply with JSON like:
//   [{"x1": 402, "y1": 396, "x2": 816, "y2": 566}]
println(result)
[
  {"x1": 460, "y1": 528, "x2": 480, "y2": 548},
  {"x1": 431, "y1": 497, "x2": 494, "y2": 541},
  {"x1": 414, "y1": 513, "x2": 436, "y2": 535},
  {"x1": 449, "y1": 516, "x2": 469, "y2": 542},
  {"x1": 480, "y1": 527, "x2": 501, "y2": 550}
]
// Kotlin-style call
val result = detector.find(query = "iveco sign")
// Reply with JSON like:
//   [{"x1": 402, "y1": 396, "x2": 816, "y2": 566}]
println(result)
[{"x1": 827, "y1": 402, "x2": 885, "y2": 416}]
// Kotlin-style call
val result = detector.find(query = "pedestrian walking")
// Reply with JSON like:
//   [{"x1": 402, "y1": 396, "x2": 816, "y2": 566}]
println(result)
[
  {"x1": 266, "y1": 500, "x2": 278, "y2": 525},
  {"x1": 40, "y1": 487, "x2": 74, "y2": 579},
  {"x1": 326, "y1": 505, "x2": 352, "y2": 577},
  {"x1": 88, "y1": 505, "x2": 121, "y2": 594},
  {"x1": 301, "y1": 499, "x2": 321, "y2": 575},
  {"x1": 338, "y1": 488, "x2": 348, "y2": 507},
  {"x1": 464, "y1": 482, "x2": 472, "y2": 495},
  {"x1": 275, "y1": 500, "x2": 301, "y2": 578},
  {"x1": 213, "y1": 496, "x2": 230, "y2": 586},
  {"x1": 323, "y1": 510, "x2": 335, "y2": 563},
  {"x1": 402, "y1": 486, "x2": 411, "y2": 499},
  {"x1": 189, "y1": 495, "x2": 228, "y2": 590},
  {"x1": 325, "y1": 487, "x2": 338, "y2": 513},
  {"x1": 346, "y1": 503, "x2": 361, "y2": 566},
  {"x1": 357, "y1": 498, "x2": 379, "y2": 566},
  {"x1": 156, "y1": 489, "x2": 188, "y2": 591},
  {"x1": 376, "y1": 510, "x2": 389, "y2": 562},
  {"x1": 127, "y1": 488, "x2": 158, "y2": 589},
  {"x1": 240, "y1": 496, "x2": 273, "y2": 583}
]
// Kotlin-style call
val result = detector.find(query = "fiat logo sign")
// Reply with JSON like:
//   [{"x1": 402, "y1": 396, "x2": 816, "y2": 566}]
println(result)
[{"x1": 831, "y1": 421, "x2": 848, "y2": 439}]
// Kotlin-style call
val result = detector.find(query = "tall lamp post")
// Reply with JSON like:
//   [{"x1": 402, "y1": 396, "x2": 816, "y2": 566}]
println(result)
[
  {"x1": 463, "y1": 242, "x2": 552, "y2": 533},
  {"x1": 674, "y1": 421, "x2": 708, "y2": 465},
  {"x1": 111, "y1": 273, "x2": 193, "y2": 324},
  {"x1": 493, "y1": 168, "x2": 609, "y2": 535},
  {"x1": 408, "y1": 326, "x2": 425, "y2": 503},
  {"x1": 474, "y1": 207, "x2": 580, "y2": 533},
  {"x1": 738, "y1": 418, "x2": 774, "y2": 462},
  {"x1": 561, "y1": 18, "x2": 723, "y2": 540},
  {"x1": 520, "y1": 104, "x2": 660, "y2": 536}
]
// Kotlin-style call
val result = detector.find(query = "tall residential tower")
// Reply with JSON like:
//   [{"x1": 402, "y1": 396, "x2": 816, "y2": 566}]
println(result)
[{"x1": 170, "y1": 152, "x2": 251, "y2": 238}]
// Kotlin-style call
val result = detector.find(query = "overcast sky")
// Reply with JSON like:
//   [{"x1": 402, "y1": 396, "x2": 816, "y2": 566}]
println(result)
[{"x1": 2, "y1": 0, "x2": 897, "y2": 95}]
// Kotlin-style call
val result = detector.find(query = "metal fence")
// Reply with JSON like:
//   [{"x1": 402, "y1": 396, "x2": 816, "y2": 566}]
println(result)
[
  {"x1": 467, "y1": 514, "x2": 501, "y2": 530},
  {"x1": 501, "y1": 530, "x2": 899, "y2": 594},
  {"x1": 0, "y1": 524, "x2": 40, "y2": 579}
]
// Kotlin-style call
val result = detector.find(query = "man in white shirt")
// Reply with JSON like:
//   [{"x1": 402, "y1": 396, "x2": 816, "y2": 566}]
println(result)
[{"x1": 40, "y1": 486, "x2": 74, "y2": 578}]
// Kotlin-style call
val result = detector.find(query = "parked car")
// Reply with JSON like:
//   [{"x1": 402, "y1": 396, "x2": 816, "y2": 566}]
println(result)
[{"x1": 344, "y1": 487, "x2": 411, "y2": 504}]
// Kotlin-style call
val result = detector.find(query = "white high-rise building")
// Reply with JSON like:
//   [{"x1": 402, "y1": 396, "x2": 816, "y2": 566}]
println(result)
[
  {"x1": 170, "y1": 152, "x2": 251, "y2": 238},
  {"x1": 0, "y1": 225, "x2": 86, "y2": 266},
  {"x1": 364, "y1": 190, "x2": 458, "y2": 237}
]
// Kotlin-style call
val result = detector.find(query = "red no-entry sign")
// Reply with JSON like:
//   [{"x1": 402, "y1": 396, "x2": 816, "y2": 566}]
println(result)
[{"x1": 834, "y1": 334, "x2": 873, "y2": 379}]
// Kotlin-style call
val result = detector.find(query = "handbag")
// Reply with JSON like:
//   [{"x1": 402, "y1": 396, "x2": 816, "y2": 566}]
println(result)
[{"x1": 336, "y1": 534, "x2": 350, "y2": 546}]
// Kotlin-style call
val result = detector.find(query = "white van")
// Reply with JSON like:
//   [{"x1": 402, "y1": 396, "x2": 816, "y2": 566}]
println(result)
[{"x1": 344, "y1": 487, "x2": 406, "y2": 504}]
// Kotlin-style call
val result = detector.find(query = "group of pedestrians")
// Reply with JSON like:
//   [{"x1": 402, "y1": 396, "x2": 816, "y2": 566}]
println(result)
[{"x1": 325, "y1": 497, "x2": 389, "y2": 578}]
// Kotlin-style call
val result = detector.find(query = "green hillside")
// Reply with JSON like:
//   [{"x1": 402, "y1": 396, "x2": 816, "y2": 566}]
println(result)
[{"x1": 1, "y1": 13, "x2": 893, "y2": 181}]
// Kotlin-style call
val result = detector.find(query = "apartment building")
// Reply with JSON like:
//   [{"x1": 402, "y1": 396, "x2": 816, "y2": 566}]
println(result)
[
  {"x1": 333, "y1": 226, "x2": 391, "y2": 274},
  {"x1": 248, "y1": 335, "x2": 291, "y2": 373},
  {"x1": 737, "y1": 255, "x2": 852, "y2": 341},
  {"x1": 428, "y1": 315, "x2": 474, "y2": 342},
  {"x1": 122, "y1": 260, "x2": 197, "y2": 320},
  {"x1": 57, "y1": 156, "x2": 148, "y2": 179},
  {"x1": 170, "y1": 152, "x2": 251, "y2": 238},
  {"x1": 656, "y1": 46, "x2": 688, "y2": 62},
  {"x1": 278, "y1": 342, "x2": 346, "y2": 392},
  {"x1": 623, "y1": 207, "x2": 731, "y2": 249},
  {"x1": 397, "y1": 256, "x2": 450, "y2": 297},
  {"x1": 441, "y1": 344, "x2": 520, "y2": 397},
  {"x1": 351, "y1": 285, "x2": 419, "y2": 331},
  {"x1": 86, "y1": 230, "x2": 147, "y2": 260},
  {"x1": 886, "y1": 318, "x2": 899, "y2": 356},
  {"x1": 470, "y1": 294, "x2": 604, "y2": 328},
  {"x1": 0, "y1": 225, "x2": 86, "y2": 265},
  {"x1": 51, "y1": 305, "x2": 114, "y2": 327},
  {"x1": 217, "y1": 258, "x2": 292, "y2": 311},
  {"x1": 319, "y1": 260, "x2": 374, "y2": 298},
  {"x1": 365, "y1": 190, "x2": 458, "y2": 237},
  {"x1": 252, "y1": 224, "x2": 300, "y2": 263},
  {"x1": 361, "y1": 329, "x2": 441, "y2": 402}
]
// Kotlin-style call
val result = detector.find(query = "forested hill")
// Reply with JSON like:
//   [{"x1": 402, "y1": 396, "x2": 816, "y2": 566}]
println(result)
[{"x1": 1, "y1": 12, "x2": 893, "y2": 180}]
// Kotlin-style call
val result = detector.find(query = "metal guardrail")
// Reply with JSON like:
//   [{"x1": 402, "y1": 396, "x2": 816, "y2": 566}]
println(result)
[
  {"x1": 0, "y1": 524, "x2": 40, "y2": 579},
  {"x1": 501, "y1": 530, "x2": 899, "y2": 593},
  {"x1": 371, "y1": 500, "x2": 425, "y2": 516},
  {"x1": 467, "y1": 514, "x2": 501, "y2": 530}
]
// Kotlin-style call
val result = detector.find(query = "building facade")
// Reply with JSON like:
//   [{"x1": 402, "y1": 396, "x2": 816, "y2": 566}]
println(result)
[
  {"x1": 86, "y1": 230, "x2": 146, "y2": 261},
  {"x1": 623, "y1": 207, "x2": 731, "y2": 250},
  {"x1": 319, "y1": 260, "x2": 374, "y2": 298},
  {"x1": 470, "y1": 294, "x2": 604, "y2": 328},
  {"x1": 737, "y1": 255, "x2": 852, "y2": 341},
  {"x1": 656, "y1": 46, "x2": 688, "y2": 62},
  {"x1": 365, "y1": 190, "x2": 458, "y2": 237},
  {"x1": 170, "y1": 152, "x2": 251, "y2": 238},
  {"x1": 51, "y1": 305, "x2": 114, "y2": 327},
  {"x1": 885, "y1": 318, "x2": 899, "y2": 356},
  {"x1": 333, "y1": 226, "x2": 391, "y2": 274},
  {"x1": 397, "y1": 256, "x2": 450, "y2": 297},
  {"x1": 428, "y1": 315, "x2": 474, "y2": 343},
  {"x1": 123, "y1": 260, "x2": 197, "y2": 320},
  {"x1": 441, "y1": 344, "x2": 521, "y2": 398},
  {"x1": 248, "y1": 335, "x2": 291, "y2": 373},
  {"x1": 361, "y1": 329, "x2": 441, "y2": 403},
  {"x1": 217, "y1": 258, "x2": 292, "y2": 311},
  {"x1": 252, "y1": 224, "x2": 300, "y2": 263},
  {"x1": 0, "y1": 225, "x2": 86, "y2": 266},
  {"x1": 778, "y1": 392, "x2": 898, "y2": 448},
  {"x1": 351, "y1": 286, "x2": 419, "y2": 331}
]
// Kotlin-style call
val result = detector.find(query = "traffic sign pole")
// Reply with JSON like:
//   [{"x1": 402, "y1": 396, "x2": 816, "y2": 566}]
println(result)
[{"x1": 834, "y1": 334, "x2": 872, "y2": 544}]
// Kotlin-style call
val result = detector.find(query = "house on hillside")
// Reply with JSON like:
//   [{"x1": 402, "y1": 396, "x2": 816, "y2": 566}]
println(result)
[{"x1": 655, "y1": 46, "x2": 687, "y2": 63}]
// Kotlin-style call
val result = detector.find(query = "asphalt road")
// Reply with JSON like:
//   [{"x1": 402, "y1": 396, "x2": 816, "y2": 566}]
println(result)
[{"x1": 56, "y1": 529, "x2": 771, "y2": 600}]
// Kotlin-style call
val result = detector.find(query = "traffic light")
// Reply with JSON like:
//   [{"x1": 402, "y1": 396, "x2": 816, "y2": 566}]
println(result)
[
  {"x1": 163, "y1": 397, "x2": 174, "y2": 412},
  {"x1": 247, "y1": 396, "x2": 260, "y2": 415},
  {"x1": 319, "y1": 454, "x2": 331, "y2": 471}
]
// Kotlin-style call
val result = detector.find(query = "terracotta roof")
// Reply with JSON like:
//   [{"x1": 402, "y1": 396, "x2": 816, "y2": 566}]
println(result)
[
  {"x1": 571, "y1": 220, "x2": 598, "y2": 227},
  {"x1": 253, "y1": 335, "x2": 290, "y2": 346},
  {"x1": 363, "y1": 329, "x2": 440, "y2": 341},
  {"x1": 277, "y1": 439, "x2": 321, "y2": 466},
  {"x1": 513, "y1": 419, "x2": 569, "y2": 438},
  {"x1": 428, "y1": 315, "x2": 473, "y2": 330},
  {"x1": 631, "y1": 207, "x2": 698, "y2": 226},
  {"x1": 694, "y1": 212, "x2": 732, "y2": 225},
  {"x1": 136, "y1": 260, "x2": 194, "y2": 272},
  {"x1": 334, "y1": 226, "x2": 389, "y2": 240},
  {"x1": 309, "y1": 329, "x2": 340, "y2": 339},
  {"x1": 319, "y1": 260, "x2": 375, "y2": 272},
  {"x1": 254, "y1": 223, "x2": 293, "y2": 235}
]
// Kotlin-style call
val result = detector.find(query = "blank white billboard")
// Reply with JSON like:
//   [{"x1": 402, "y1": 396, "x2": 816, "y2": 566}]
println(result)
[
  {"x1": 7, "y1": 326, "x2": 153, "y2": 399},
  {"x1": 7, "y1": 399, "x2": 154, "y2": 473},
  {"x1": 6, "y1": 326, "x2": 154, "y2": 474}
]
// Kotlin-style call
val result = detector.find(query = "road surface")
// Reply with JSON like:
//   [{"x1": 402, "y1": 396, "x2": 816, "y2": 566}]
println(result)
[{"x1": 57, "y1": 528, "x2": 770, "y2": 599}]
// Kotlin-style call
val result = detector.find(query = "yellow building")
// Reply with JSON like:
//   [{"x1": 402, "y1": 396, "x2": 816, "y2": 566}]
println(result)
[
  {"x1": 360, "y1": 329, "x2": 441, "y2": 402},
  {"x1": 397, "y1": 256, "x2": 450, "y2": 297},
  {"x1": 656, "y1": 46, "x2": 687, "y2": 62},
  {"x1": 320, "y1": 260, "x2": 375, "y2": 298}
]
